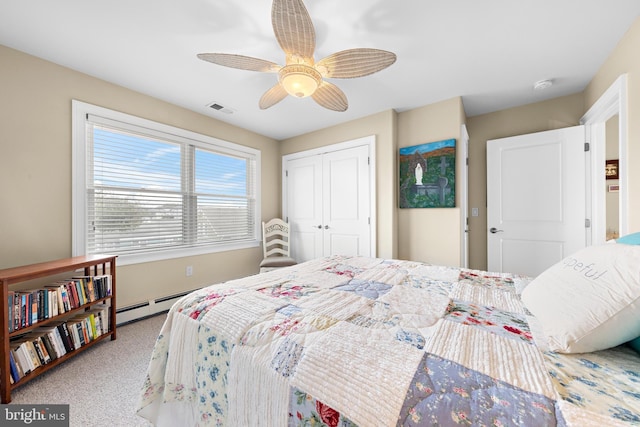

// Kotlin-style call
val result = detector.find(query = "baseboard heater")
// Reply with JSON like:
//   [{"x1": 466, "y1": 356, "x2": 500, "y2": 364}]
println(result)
[{"x1": 116, "y1": 291, "x2": 192, "y2": 325}]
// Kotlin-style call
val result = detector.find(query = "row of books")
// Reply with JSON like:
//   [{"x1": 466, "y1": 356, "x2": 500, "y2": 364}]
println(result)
[
  {"x1": 8, "y1": 304, "x2": 110, "y2": 384},
  {"x1": 7, "y1": 274, "x2": 112, "y2": 333}
]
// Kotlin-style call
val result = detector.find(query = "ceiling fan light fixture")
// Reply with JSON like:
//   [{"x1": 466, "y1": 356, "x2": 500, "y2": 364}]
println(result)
[
  {"x1": 279, "y1": 64, "x2": 322, "y2": 98},
  {"x1": 198, "y1": 0, "x2": 396, "y2": 111},
  {"x1": 533, "y1": 79, "x2": 553, "y2": 91}
]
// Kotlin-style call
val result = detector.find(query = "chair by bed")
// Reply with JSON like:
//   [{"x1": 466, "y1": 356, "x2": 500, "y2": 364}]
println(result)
[
  {"x1": 137, "y1": 234, "x2": 640, "y2": 426},
  {"x1": 259, "y1": 218, "x2": 297, "y2": 273}
]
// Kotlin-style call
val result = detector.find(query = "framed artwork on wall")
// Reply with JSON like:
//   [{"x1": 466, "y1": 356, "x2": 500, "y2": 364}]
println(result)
[
  {"x1": 399, "y1": 138, "x2": 456, "y2": 208},
  {"x1": 605, "y1": 159, "x2": 619, "y2": 180}
]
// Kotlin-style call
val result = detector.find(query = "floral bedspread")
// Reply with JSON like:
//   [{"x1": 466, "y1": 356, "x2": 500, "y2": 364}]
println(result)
[{"x1": 136, "y1": 256, "x2": 640, "y2": 426}]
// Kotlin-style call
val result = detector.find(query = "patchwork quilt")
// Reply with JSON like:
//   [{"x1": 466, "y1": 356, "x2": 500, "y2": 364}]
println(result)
[{"x1": 136, "y1": 256, "x2": 640, "y2": 426}]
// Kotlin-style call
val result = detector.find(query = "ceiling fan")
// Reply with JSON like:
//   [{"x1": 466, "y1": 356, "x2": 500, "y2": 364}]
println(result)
[{"x1": 197, "y1": 0, "x2": 396, "y2": 112}]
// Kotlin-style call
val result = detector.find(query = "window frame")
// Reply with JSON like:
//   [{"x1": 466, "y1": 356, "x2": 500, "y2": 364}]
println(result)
[{"x1": 72, "y1": 100, "x2": 261, "y2": 266}]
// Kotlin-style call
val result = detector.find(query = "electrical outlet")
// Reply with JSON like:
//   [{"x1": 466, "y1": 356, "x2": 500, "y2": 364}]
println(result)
[{"x1": 186, "y1": 266, "x2": 193, "y2": 277}]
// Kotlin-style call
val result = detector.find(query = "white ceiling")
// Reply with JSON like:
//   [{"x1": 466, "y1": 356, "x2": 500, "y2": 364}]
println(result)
[{"x1": 1, "y1": 1, "x2": 639, "y2": 140}]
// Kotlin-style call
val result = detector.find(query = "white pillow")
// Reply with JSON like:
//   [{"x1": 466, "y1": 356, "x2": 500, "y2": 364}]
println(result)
[{"x1": 521, "y1": 242, "x2": 640, "y2": 353}]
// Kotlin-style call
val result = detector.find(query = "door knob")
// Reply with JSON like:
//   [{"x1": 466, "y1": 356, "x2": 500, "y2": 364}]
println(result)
[{"x1": 489, "y1": 227, "x2": 504, "y2": 234}]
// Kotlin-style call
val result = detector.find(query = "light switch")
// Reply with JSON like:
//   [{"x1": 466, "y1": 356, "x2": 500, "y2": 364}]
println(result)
[{"x1": 471, "y1": 208, "x2": 479, "y2": 217}]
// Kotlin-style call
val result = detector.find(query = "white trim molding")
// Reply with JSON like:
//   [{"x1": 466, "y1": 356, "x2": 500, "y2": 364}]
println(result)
[{"x1": 580, "y1": 74, "x2": 628, "y2": 243}]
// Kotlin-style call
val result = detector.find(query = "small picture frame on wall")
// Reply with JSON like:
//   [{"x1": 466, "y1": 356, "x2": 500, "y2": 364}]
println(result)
[
  {"x1": 608, "y1": 184, "x2": 620, "y2": 192},
  {"x1": 605, "y1": 159, "x2": 619, "y2": 180}
]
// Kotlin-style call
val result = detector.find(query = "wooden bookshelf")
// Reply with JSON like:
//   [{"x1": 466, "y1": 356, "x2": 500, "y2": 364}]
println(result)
[{"x1": 0, "y1": 254, "x2": 116, "y2": 403}]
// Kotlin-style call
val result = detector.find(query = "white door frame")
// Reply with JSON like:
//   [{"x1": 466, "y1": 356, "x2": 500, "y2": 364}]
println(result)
[
  {"x1": 282, "y1": 135, "x2": 377, "y2": 257},
  {"x1": 460, "y1": 125, "x2": 470, "y2": 268},
  {"x1": 580, "y1": 74, "x2": 628, "y2": 244}
]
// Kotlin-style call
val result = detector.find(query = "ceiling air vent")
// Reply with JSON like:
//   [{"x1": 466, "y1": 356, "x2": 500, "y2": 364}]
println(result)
[{"x1": 206, "y1": 102, "x2": 235, "y2": 114}]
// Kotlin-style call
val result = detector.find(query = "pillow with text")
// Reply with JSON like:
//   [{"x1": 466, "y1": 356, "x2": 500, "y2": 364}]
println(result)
[{"x1": 522, "y1": 242, "x2": 640, "y2": 353}]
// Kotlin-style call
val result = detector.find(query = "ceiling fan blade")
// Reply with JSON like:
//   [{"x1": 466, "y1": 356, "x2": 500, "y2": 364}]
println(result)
[
  {"x1": 272, "y1": 0, "x2": 316, "y2": 59},
  {"x1": 259, "y1": 83, "x2": 288, "y2": 109},
  {"x1": 312, "y1": 81, "x2": 348, "y2": 112},
  {"x1": 197, "y1": 53, "x2": 281, "y2": 72},
  {"x1": 316, "y1": 49, "x2": 397, "y2": 78}
]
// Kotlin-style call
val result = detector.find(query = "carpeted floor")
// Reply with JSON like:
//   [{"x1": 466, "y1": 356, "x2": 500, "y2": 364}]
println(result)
[{"x1": 7, "y1": 313, "x2": 167, "y2": 427}]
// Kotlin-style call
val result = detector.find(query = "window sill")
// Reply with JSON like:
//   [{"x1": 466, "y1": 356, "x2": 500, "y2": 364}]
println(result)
[{"x1": 87, "y1": 241, "x2": 260, "y2": 266}]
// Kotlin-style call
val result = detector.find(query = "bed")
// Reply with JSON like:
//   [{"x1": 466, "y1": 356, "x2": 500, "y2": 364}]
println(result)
[{"x1": 136, "y1": 240, "x2": 640, "y2": 426}]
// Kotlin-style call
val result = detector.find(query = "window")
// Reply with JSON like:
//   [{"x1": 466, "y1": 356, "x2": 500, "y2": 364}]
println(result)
[{"x1": 72, "y1": 101, "x2": 260, "y2": 265}]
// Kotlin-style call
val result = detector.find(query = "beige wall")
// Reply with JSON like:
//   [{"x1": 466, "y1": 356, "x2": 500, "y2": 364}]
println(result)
[
  {"x1": 465, "y1": 93, "x2": 585, "y2": 270},
  {"x1": 465, "y1": 15, "x2": 640, "y2": 271},
  {"x1": 280, "y1": 97, "x2": 466, "y2": 266},
  {"x1": 397, "y1": 97, "x2": 465, "y2": 266},
  {"x1": 0, "y1": 45, "x2": 280, "y2": 308},
  {"x1": 585, "y1": 15, "x2": 640, "y2": 234},
  {"x1": 280, "y1": 110, "x2": 399, "y2": 259}
]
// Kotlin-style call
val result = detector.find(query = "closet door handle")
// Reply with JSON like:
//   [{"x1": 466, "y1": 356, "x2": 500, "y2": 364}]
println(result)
[
  {"x1": 324, "y1": 225, "x2": 329, "y2": 229},
  {"x1": 314, "y1": 225, "x2": 322, "y2": 229}
]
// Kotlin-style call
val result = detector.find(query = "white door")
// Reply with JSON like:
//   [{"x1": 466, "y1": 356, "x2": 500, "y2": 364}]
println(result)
[
  {"x1": 322, "y1": 146, "x2": 371, "y2": 257},
  {"x1": 285, "y1": 144, "x2": 372, "y2": 262},
  {"x1": 487, "y1": 126, "x2": 586, "y2": 277},
  {"x1": 285, "y1": 154, "x2": 323, "y2": 262}
]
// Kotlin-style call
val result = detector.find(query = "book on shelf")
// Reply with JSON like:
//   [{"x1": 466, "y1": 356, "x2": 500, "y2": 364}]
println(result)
[
  {"x1": 39, "y1": 332, "x2": 58, "y2": 361},
  {"x1": 29, "y1": 290, "x2": 39, "y2": 326},
  {"x1": 56, "y1": 280, "x2": 79, "y2": 310},
  {"x1": 12, "y1": 291, "x2": 20, "y2": 332},
  {"x1": 11, "y1": 337, "x2": 41, "y2": 372},
  {"x1": 8, "y1": 350, "x2": 21, "y2": 383},
  {"x1": 31, "y1": 335, "x2": 51, "y2": 365},
  {"x1": 49, "y1": 281, "x2": 72, "y2": 312},
  {"x1": 35, "y1": 289, "x2": 44, "y2": 322},
  {"x1": 69, "y1": 280, "x2": 80, "y2": 308},
  {"x1": 59, "y1": 322, "x2": 75, "y2": 353},
  {"x1": 97, "y1": 275, "x2": 113, "y2": 298},
  {"x1": 32, "y1": 288, "x2": 55, "y2": 324},
  {"x1": 33, "y1": 326, "x2": 65, "y2": 360},
  {"x1": 36, "y1": 287, "x2": 58, "y2": 320},
  {"x1": 11, "y1": 342, "x2": 32, "y2": 376},
  {"x1": 72, "y1": 314, "x2": 93, "y2": 343},
  {"x1": 52, "y1": 327, "x2": 68, "y2": 356},
  {"x1": 72, "y1": 275, "x2": 112, "y2": 301},
  {"x1": 8, "y1": 291, "x2": 13, "y2": 333},
  {"x1": 78, "y1": 280, "x2": 86, "y2": 306},
  {"x1": 44, "y1": 284, "x2": 65, "y2": 315},
  {"x1": 10, "y1": 334, "x2": 46, "y2": 377},
  {"x1": 8, "y1": 312, "x2": 111, "y2": 376},
  {"x1": 16, "y1": 292, "x2": 28, "y2": 329},
  {"x1": 6, "y1": 274, "x2": 112, "y2": 334},
  {"x1": 66, "y1": 319, "x2": 84, "y2": 348},
  {"x1": 45, "y1": 321, "x2": 73, "y2": 354},
  {"x1": 86, "y1": 277, "x2": 96, "y2": 302},
  {"x1": 87, "y1": 304, "x2": 110, "y2": 336}
]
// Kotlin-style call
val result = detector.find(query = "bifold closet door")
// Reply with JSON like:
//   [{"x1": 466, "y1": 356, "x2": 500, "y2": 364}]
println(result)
[
  {"x1": 321, "y1": 145, "x2": 370, "y2": 259},
  {"x1": 285, "y1": 144, "x2": 371, "y2": 263},
  {"x1": 286, "y1": 154, "x2": 324, "y2": 262}
]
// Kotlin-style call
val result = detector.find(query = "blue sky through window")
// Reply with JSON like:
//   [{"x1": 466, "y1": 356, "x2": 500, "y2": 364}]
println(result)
[
  {"x1": 195, "y1": 149, "x2": 247, "y2": 196},
  {"x1": 93, "y1": 128, "x2": 247, "y2": 196}
]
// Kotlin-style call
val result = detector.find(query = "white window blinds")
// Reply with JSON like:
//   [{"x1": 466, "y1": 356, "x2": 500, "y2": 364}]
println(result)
[{"x1": 73, "y1": 102, "x2": 260, "y2": 263}]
